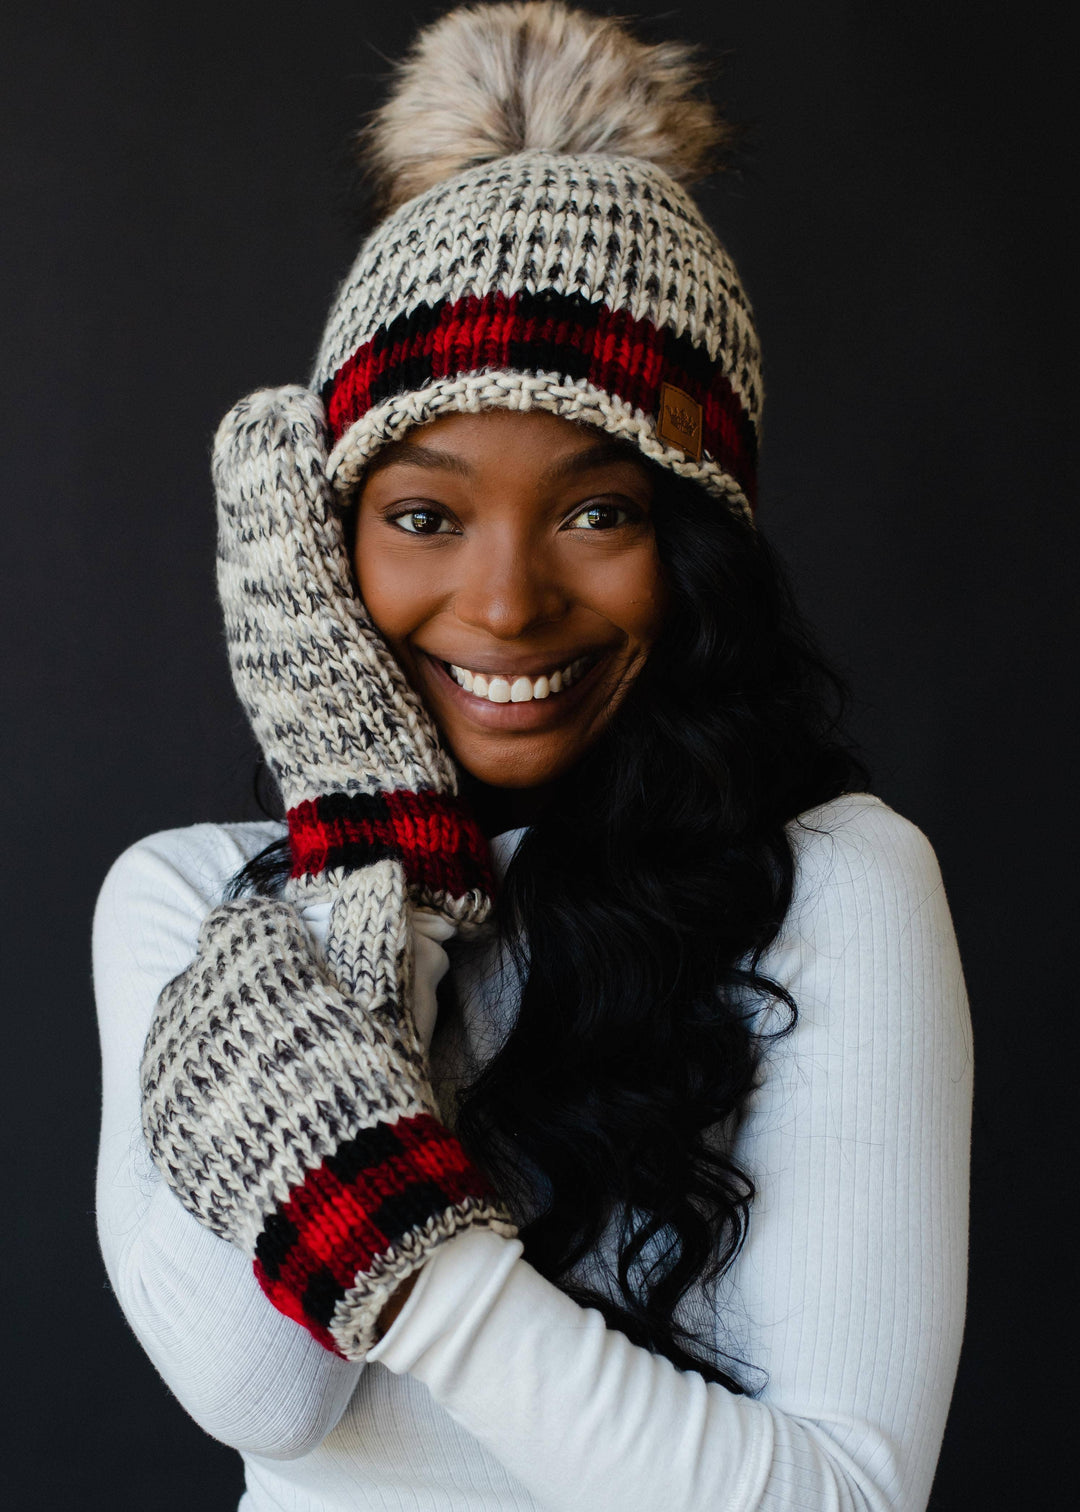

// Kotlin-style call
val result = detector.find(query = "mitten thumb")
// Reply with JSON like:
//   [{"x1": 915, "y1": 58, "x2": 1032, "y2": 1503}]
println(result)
[{"x1": 322, "y1": 860, "x2": 411, "y2": 1017}]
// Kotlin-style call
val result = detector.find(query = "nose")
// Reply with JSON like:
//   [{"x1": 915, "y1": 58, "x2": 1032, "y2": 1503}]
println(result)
[{"x1": 452, "y1": 530, "x2": 570, "y2": 640}]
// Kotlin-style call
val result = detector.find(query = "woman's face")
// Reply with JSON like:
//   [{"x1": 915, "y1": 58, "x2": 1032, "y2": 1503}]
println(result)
[{"x1": 352, "y1": 408, "x2": 667, "y2": 788}]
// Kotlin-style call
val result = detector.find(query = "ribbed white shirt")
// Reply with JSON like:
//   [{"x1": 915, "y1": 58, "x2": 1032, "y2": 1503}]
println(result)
[{"x1": 93, "y1": 792, "x2": 972, "y2": 1511}]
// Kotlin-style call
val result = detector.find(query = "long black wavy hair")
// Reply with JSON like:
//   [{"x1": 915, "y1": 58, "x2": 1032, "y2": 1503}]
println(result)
[{"x1": 232, "y1": 461, "x2": 868, "y2": 1392}]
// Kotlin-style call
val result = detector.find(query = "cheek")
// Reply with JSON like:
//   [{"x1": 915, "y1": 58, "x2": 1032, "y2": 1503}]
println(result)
[
  {"x1": 352, "y1": 525, "x2": 430, "y2": 643},
  {"x1": 591, "y1": 545, "x2": 668, "y2": 650}
]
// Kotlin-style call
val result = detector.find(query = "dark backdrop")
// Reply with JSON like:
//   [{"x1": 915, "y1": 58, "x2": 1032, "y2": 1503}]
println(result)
[{"x1": 3, "y1": 3, "x2": 1074, "y2": 1507}]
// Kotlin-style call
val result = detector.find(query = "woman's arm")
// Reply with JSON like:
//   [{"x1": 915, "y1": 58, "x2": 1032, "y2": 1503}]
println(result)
[
  {"x1": 367, "y1": 795, "x2": 973, "y2": 1512},
  {"x1": 93, "y1": 823, "x2": 363, "y2": 1459}
]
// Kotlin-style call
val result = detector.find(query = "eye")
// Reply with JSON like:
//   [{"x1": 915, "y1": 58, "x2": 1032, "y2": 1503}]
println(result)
[
  {"x1": 566, "y1": 501, "x2": 634, "y2": 530},
  {"x1": 391, "y1": 507, "x2": 456, "y2": 536}
]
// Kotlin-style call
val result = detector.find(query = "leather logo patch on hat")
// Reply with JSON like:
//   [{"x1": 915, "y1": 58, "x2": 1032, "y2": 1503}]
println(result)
[{"x1": 656, "y1": 383, "x2": 703, "y2": 462}]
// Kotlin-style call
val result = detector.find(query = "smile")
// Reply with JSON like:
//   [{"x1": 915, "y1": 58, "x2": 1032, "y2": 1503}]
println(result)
[{"x1": 443, "y1": 654, "x2": 596, "y2": 705}]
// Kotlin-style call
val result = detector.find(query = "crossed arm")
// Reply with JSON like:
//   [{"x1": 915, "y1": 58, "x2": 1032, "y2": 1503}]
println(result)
[{"x1": 94, "y1": 796, "x2": 972, "y2": 1510}]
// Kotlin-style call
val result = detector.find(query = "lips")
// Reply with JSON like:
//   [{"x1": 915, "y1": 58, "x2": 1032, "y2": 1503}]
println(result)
[
  {"x1": 418, "y1": 647, "x2": 612, "y2": 727},
  {"x1": 444, "y1": 652, "x2": 597, "y2": 704}
]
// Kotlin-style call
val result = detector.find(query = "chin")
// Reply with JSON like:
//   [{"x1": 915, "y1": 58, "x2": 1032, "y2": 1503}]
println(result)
[
  {"x1": 454, "y1": 747, "x2": 579, "y2": 790},
  {"x1": 446, "y1": 723, "x2": 596, "y2": 788}
]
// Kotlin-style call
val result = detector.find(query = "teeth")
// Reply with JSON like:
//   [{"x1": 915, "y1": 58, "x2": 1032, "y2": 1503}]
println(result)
[{"x1": 447, "y1": 655, "x2": 592, "y2": 704}]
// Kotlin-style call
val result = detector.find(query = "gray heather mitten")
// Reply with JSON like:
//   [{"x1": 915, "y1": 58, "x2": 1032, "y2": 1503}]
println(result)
[
  {"x1": 140, "y1": 385, "x2": 515, "y2": 1359},
  {"x1": 212, "y1": 384, "x2": 491, "y2": 933},
  {"x1": 141, "y1": 873, "x2": 512, "y2": 1360}
]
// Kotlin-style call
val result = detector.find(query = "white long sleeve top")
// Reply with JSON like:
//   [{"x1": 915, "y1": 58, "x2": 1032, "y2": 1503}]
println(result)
[{"x1": 93, "y1": 792, "x2": 972, "y2": 1512}]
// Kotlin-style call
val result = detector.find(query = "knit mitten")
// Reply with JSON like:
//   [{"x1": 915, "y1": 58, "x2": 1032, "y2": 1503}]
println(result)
[
  {"x1": 140, "y1": 385, "x2": 515, "y2": 1358},
  {"x1": 212, "y1": 384, "x2": 491, "y2": 933},
  {"x1": 140, "y1": 873, "x2": 513, "y2": 1360}
]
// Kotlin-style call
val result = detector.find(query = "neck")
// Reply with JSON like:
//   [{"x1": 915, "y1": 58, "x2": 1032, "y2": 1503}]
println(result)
[{"x1": 459, "y1": 774, "x2": 566, "y2": 838}]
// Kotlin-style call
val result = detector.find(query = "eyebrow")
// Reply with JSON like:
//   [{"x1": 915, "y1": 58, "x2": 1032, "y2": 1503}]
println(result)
[
  {"x1": 363, "y1": 441, "x2": 474, "y2": 479},
  {"x1": 540, "y1": 439, "x2": 649, "y2": 485},
  {"x1": 362, "y1": 435, "x2": 649, "y2": 485}
]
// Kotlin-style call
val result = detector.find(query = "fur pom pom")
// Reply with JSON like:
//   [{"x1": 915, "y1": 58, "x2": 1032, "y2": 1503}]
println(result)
[{"x1": 362, "y1": 1, "x2": 733, "y2": 215}]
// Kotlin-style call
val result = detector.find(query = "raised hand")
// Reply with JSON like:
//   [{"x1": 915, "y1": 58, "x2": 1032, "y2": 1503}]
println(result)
[{"x1": 140, "y1": 386, "x2": 514, "y2": 1359}]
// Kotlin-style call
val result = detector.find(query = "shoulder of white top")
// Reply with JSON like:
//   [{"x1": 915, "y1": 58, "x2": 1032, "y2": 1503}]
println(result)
[
  {"x1": 786, "y1": 789, "x2": 944, "y2": 919},
  {"x1": 96, "y1": 818, "x2": 287, "y2": 920}
]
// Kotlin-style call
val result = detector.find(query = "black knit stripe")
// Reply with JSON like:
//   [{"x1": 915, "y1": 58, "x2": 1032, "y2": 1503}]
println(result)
[{"x1": 324, "y1": 1122, "x2": 405, "y2": 1184}]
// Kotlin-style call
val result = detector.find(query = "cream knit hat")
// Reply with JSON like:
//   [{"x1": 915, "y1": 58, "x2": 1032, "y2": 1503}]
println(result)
[{"x1": 313, "y1": 1, "x2": 762, "y2": 516}]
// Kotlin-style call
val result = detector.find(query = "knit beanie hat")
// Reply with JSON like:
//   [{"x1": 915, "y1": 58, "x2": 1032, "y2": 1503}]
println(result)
[{"x1": 314, "y1": 1, "x2": 762, "y2": 517}]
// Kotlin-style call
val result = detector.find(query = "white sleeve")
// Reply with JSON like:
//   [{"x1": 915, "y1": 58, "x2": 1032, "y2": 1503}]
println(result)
[
  {"x1": 368, "y1": 796, "x2": 973, "y2": 1512},
  {"x1": 93, "y1": 824, "x2": 362, "y2": 1459}
]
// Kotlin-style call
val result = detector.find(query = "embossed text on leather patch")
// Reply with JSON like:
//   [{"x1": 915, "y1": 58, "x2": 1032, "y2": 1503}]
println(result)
[{"x1": 656, "y1": 382, "x2": 703, "y2": 462}]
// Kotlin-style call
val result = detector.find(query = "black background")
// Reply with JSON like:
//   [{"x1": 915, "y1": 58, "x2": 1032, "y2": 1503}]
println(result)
[{"x1": 2, "y1": 2, "x2": 1074, "y2": 1507}]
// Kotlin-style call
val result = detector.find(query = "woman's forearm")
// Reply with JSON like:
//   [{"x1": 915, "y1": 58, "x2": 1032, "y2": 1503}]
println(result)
[
  {"x1": 94, "y1": 827, "x2": 363, "y2": 1458},
  {"x1": 368, "y1": 798, "x2": 972, "y2": 1512}
]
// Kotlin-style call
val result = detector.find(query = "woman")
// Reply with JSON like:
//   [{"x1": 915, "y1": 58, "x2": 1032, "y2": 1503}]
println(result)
[{"x1": 94, "y1": 5, "x2": 972, "y2": 1509}]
